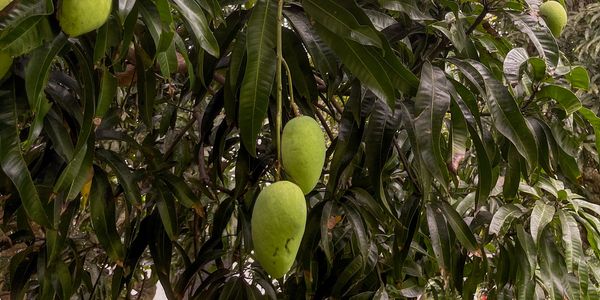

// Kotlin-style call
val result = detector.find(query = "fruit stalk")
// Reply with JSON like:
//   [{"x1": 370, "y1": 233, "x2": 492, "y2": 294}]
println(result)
[
  {"x1": 275, "y1": 0, "x2": 284, "y2": 180},
  {"x1": 282, "y1": 58, "x2": 300, "y2": 117}
]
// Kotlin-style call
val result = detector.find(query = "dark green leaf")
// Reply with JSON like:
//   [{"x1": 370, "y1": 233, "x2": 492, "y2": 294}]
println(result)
[
  {"x1": 530, "y1": 200, "x2": 555, "y2": 246},
  {"x1": 510, "y1": 13, "x2": 559, "y2": 66},
  {"x1": 96, "y1": 149, "x2": 142, "y2": 206},
  {"x1": 437, "y1": 201, "x2": 478, "y2": 252},
  {"x1": 426, "y1": 203, "x2": 452, "y2": 275},
  {"x1": 303, "y1": 0, "x2": 383, "y2": 48},
  {"x1": 0, "y1": 88, "x2": 52, "y2": 228},
  {"x1": 238, "y1": 0, "x2": 277, "y2": 156},
  {"x1": 315, "y1": 22, "x2": 417, "y2": 107},
  {"x1": 413, "y1": 62, "x2": 451, "y2": 187},
  {"x1": 172, "y1": 0, "x2": 219, "y2": 57},
  {"x1": 565, "y1": 66, "x2": 589, "y2": 90},
  {"x1": 537, "y1": 84, "x2": 582, "y2": 115},
  {"x1": 284, "y1": 5, "x2": 338, "y2": 76},
  {"x1": 489, "y1": 204, "x2": 526, "y2": 236},
  {"x1": 558, "y1": 210, "x2": 583, "y2": 273},
  {"x1": 90, "y1": 167, "x2": 125, "y2": 262}
]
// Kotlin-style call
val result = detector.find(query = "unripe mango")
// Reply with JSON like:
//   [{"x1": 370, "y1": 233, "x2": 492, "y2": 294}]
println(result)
[
  {"x1": 58, "y1": 0, "x2": 112, "y2": 37},
  {"x1": 0, "y1": 51, "x2": 12, "y2": 79},
  {"x1": 251, "y1": 181, "x2": 306, "y2": 278},
  {"x1": 281, "y1": 116, "x2": 326, "y2": 194},
  {"x1": 0, "y1": 0, "x2": 12, "y2": 11},
  {"x1": 539, "y1": 1, "x2": 567, "y2": 37}
]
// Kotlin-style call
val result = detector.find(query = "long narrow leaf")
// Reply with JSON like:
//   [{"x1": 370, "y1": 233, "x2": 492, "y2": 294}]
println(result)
[
  {"x1": 413, "y1": 62, "x2": 450, "y2": 187},
  {"x1": 90, "y1": 167, "x2": 125, "y2": 262},
  {"x1": 172, "y1": 0, "x2": 219, "y2": 57},
  {"x1": 530, "y1": 200, "x2": 555, "y2": 245},
  {"x1": 558, "y1": 210, "x2": 584, "y2": 273},
  {"x1": 0, "y1": 88, "x2": 52, "y2": 228},
  {"x1": 238, "y1": 0, "x2": 277, "y2": 156},
  {"x1": 302, "y1": 0, "x2": 383, "y2": 48},
  {"x1": 489, "y1": 204, "x2": 526, "y2": 236},
  {"x1": 437, "y1": 201, "x2": 478, "y2": 252}
]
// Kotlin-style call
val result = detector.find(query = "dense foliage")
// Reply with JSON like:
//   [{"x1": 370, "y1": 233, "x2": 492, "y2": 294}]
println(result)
[{"x1": 1, "y1": 0, "x2": 600, "y2": 299}]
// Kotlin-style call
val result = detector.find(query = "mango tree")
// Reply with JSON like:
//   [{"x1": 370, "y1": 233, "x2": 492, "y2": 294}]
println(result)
[{"x1": 1, "y1": 0, "x2": 599, "y2": 299}]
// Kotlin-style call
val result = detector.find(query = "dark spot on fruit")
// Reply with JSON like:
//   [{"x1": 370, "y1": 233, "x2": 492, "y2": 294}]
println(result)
[
  {"x1": 272, "y1": 247, "x2": 279, "y2": 257},
  {"x1": 285, "y1": 238, "x2": 293, "y2": 253}
]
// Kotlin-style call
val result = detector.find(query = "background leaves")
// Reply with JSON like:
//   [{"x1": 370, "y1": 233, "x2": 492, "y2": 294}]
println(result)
[{"x1": 0, "y1": 0, "x2": 600, "y2": 299}]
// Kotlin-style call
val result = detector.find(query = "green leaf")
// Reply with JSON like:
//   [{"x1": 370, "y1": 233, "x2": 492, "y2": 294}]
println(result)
[
  {"x1": 489, "y1": 204, "x2": 526, "y2": 236},
  {"x1": 503, "y1": 47, "x2": 529, "y2": 84},
  {"x1": 516, "y1": 224, "x2": 537, "y2": 279},
  {"x1": 315, "y1": 22, "x2": 417, "y2": 107},
  {"x1": 157, "y1": 43, "x2": 179, "y2": 77},
  {"x1": 0, "y1": 17, "x2": 53, "y2": 56},
  {"x1": 578, "y1": 107, "x2": 600, "y2": 156},
  {"x1": 24, "y1": 33, "x2": 68, "y2": 144},
  {"x1": 284, "y1": 5, "x2": 338, "y2": 76},
  {"x1": 448, "y1": 79, "x2": 495, "y2": 205},
  {"x1": 96, "y1": 149, "x2": 142, "y2": 206},
  {"x1": 0, "y1": 88, "x2": 52, "y2": 228},
  {"x1": 67, "y1": 42, "x2": 97, "y2": 152},
  {"x1": 536, "y1": 84, "x2": 582, "y2": 115},
  {"x1": 565, "y1": 66, "x2": 589, "y2": 90},
  {"x1": 328, "y1": 84, "x2": 363, "y2": 192},
  {"x1": 139, "y1": 0, "x2": 174, "y2": 55},
  {"x1": 9, "y1": 248, "x2": 36, "y2": 300},
  {"x1": 282, "y1": 28, "x2": 318, "y2": 103},
  {"x1": 558, "y1": 210, "x2": 584, "y2": 273},
  {"x1": 320, "y1": 200, "x2": 334, "y2": 264},
  {"x1": 148, "y1": 226, "x2": 176, "y2": 299},
  {"x1": 90, "y1": 167, "x2": 125, "y2": 262},
  {"x1": 96, "y1": 67, "x2": 117, "y2": 118},
  {"x1": 503, "y1": 145, "x2": 521, "y2": 199},
  {"x1": 437, "y1": 201, "x2": 478, "y2": 252},
  {"x1": 238, "y1": 0, "x2": 277, "y2": 156},
  {"x1": 530, "y1": 200, "x2": 555, "y2": 246},
  {"x1": 332, "y1": 255, "x2": 363, "y2": 297},
  {"x1": 302, "y1": 0, "x2": 383, "y2": 48},
  {"x1": 510, "y1": 13, "x2": 559, "y2": 66},
  {"x1": 172, "y1": 0, "x2": 219, "y2": 57},
  {"x1": 365, "y1": 99, "x2": 400, "y2": 216},
  {"x1": 52, "y1": 143, "x2": 88, "y2": 195},
  {"x1": 0, "y1": 0, "x2": 54, "y2": 53},
  {"x1": 413, "y1": 62, "x2": 450, "y2": 187},
  {"x1": 93, "y1": 20, "x2": 110, "y2": 65},
  {"x1": 453, "y1": 59, "x2": 538, "y2": 169},
  {"x1": 160, "y1": 172, "x2": 203, "y2": 211},
  {"x1": 153, "y1": 181, "x2": 179, "y2": 241},
  {"x1": 344, "y1": 202, "x2": 370, "y2": 261},
  {"x1": 135, "y1": 46, "x2": 157, "y2": 129},
  {"x1": 426, "y1": 203, "x2": 452, "y2": 275}
]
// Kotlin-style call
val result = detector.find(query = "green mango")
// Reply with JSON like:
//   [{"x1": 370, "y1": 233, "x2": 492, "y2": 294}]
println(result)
[
  {"x1": 251, "y1": 181, "x2": 306, "y2": 278},
  {"x1": 539, "y1": 1, "x2": 567, "y2": 37},
  {"x1": 0, "y1": 0, "x2": 12, "y2": 11},
  {"x1": 281, "y1": 116, "x2": 326, "y2": 194},
  {"x1": 58, "y1": 0, "x2": 112, "y2": 37},
  {"x1": 0, "y1": 51, "x2": 12, "y2": 79}
]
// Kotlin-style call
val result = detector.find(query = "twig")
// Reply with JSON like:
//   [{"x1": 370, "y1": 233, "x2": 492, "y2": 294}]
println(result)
[
  {"x1": 163, "y1": 114, "x2": 198, "y2": 160},
  {"x1": 282, "y1": 58, "x2": 301, "y2": 117},
  {"x1": 466, "y1": 2, "x2": 489, "y2": 35},
  {"x1": 275, "y1": 0, "x2": 285, "y2": 181},
  {"x1": 314, "y1": 108, "x2": 334, "y2": 140}
]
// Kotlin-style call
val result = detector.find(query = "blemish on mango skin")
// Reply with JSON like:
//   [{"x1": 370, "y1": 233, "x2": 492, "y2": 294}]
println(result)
[{"x1": 285, "y1": 238, "x2": 292, "y2": 253}]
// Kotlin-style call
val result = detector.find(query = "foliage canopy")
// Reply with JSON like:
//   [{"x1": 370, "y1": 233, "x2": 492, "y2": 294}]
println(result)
[{"x1": 1, "y1": 0, "x2": 600, "y2": 299}]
